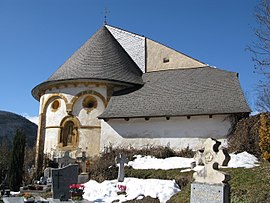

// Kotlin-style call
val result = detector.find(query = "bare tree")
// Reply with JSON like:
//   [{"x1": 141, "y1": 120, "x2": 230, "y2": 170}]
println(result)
[
  {"x1": 249, "y1": 0, "x2": 270, "y2": 74},
  {"x1": 256, "y1": 82, "x2": 270, "y2": 111},
  {"x1": 248, "y1": 0, "x2": 270, "y2": 112}
]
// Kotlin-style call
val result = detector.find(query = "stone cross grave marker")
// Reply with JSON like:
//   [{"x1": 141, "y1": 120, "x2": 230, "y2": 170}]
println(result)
[
  {"x1": 57, "y1": 151, "x2": 76, "y2": 168},
  {"x1": 51, "y1": 164, "x2": 78, "y2": 201},
  {"x1": 76, "y1": 151, "x2": 89, "y2": 174},
  {"x1": 77, "y1": 151, "x2": 90, "y2": 184},
  {"x1": 190, "y1": 138, "x2": 231, "y2": 203},
  {"x1": 115, "y1": 154, "x2": 128, "y2": 182}
]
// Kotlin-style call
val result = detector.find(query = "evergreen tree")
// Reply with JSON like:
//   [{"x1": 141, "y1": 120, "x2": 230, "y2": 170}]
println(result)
[{"x1": 8, "y1": 129, "x2": 26, "y2": 191}]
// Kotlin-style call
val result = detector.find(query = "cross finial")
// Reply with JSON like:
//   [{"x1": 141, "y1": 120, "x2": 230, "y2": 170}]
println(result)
[{"x1": 104, "y1": 7, "x2": 110, "y2": 25}]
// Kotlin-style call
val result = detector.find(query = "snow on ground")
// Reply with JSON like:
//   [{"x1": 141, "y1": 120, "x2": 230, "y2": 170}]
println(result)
[
  {"x1": 127, "y1": 155, "x2": 194, "y2": 170},
  {"x1": 128, "y1": 151, "x2": 259, "y2": 170},
  {"x1": 83, "y1": 151, "x2": 259, "y2": 202},
  {"x1": 83, "y1": 178, "x2": 180, "y2": 203},
  {"x1": 226, "y1": 151, "x2": 260, "y2": 168}
]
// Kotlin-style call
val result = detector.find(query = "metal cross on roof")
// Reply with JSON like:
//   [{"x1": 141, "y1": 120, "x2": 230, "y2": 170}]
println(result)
[
  {"x1": 104, "y1": 7, "x2": 110, "y2": 25},
  {"x1": 193, "y1": 138, "x2": 231, "y2": 184}
]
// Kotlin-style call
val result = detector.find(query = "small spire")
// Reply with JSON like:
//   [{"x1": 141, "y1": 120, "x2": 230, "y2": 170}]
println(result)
[{"x1": 104, "y1": 7, "x2": 110, "y2": 25}]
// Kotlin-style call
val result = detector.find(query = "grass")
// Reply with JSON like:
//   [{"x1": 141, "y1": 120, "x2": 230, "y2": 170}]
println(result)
[
  {"x1": 125, "y1": 162, "x2": 270, "y2": 203},
  {"x1": 14, "y1": 161, "x2": 270, "y2": 203}
]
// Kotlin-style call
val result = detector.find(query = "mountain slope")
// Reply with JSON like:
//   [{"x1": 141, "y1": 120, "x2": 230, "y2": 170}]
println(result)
[{"x1": 0, "y1": 110, "x2": 37, "y2": 147}]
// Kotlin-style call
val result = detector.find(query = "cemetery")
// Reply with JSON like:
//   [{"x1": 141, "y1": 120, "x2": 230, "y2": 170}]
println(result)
[{"x1": 0, "y1": 132, "x2": 269, "y2": 202}]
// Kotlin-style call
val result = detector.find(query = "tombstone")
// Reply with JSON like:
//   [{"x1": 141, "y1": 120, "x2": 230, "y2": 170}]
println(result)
[
  {"x1": 190, "y1": 138, "x2": 231, "y2": 203},
  {"x1": 51, "y1": 164, "x2": 78, "y2": 201},
  {"x1": 115, "y1": 154, "x2": 128, "y2": 182},
  {"x1": 76, "y1": 151, "x2": 90, "y2": 184},
  {"x1": 56, "y1": 151, "x2": 76, "y2": 168},
  {"x1": 44, "y1": 167, "x2": 52, "y2": 184}
]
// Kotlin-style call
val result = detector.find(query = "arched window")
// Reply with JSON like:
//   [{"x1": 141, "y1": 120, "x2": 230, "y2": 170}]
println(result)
[{"x1": 60, "y1": 119, "x2": 79, "y2": 148}]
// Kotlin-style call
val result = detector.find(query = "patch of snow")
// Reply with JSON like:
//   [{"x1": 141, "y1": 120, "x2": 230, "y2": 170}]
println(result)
[
  {"x1": 128, "y1": 155, "x2": 194, "y2": 170},
  {"x1": 83, "y1": 178, "x2": 180, "y2": 203},
  {"x1": 128, "y1": 151, "x2": 259, "y2": 170},
  {"x1": 226, "y1": 151, "x2": 259, "y2": 168}
]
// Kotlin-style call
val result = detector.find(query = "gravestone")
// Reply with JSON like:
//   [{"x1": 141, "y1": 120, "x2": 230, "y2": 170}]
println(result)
[
  {"x1": 44, "y1": 167, "x2": 52, "y2": 184},
  {"x1": 56, "y1": 151, "x2": 76, "y2": 168},
  {"x1": 51, "y1": 164, "x2": 78, "y2": 201},
  {"x1": 77, "y1": 151, "x2": 90, "y2": 184},
  {"x1": 190, "y1": 138, "x2": 231, "y2": 203},
  {"x1": 115, "y1": 154, "x2": 128, "y2": 182}
]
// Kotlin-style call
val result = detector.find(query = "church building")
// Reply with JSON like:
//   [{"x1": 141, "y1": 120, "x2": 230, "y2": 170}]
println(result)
[{"x1": 32, "y1": 25, "x2": 250, "y2": 172}]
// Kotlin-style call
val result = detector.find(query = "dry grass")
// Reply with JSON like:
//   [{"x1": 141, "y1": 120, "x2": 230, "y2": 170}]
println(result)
[{"x1": 89, "y1": 145, "x2": 194, "y2": 182}]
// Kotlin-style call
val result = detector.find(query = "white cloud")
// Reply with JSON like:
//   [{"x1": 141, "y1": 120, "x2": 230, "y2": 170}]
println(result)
[
  {"x1": 21, "y1": 113, "x2": 39, "y2": 125},
  {"x1": 250, "y1": 111, "x2": 260, "y2": 116}
]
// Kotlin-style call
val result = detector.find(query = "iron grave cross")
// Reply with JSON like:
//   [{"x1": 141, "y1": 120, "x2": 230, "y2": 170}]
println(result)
[
  {"x1": 193, "y1": 138, "x2": 231, "y2": 184},
  {"x1": 115, "y1": 154, "x2": 128, "y2": 182}
]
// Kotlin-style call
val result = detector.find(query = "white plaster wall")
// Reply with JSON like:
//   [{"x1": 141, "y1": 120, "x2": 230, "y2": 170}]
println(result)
[
  {"x1": 43, "y1": 85, "x2": 107, "y2": 127},
  {"x1": 46, "y1": 99, "x2": 67, "y2": 126},
  {"x1": 45, "y1": 84, "x2": 107, "y2": 100},
  {"x1": 40, "y1": 84, "x2": 107, "y2": 157},
  {"x1": 100, "y1": 115, "x2": 233, "y2": 151},
  {"x1": 44, "y1": 128, "x2": 59, "y2": 155},
  {"x1": 73, "y1": 95, "x2": 105, "y2": 126}
]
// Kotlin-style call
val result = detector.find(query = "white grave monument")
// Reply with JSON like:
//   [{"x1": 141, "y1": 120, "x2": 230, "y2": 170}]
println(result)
[{"x1": 190, "y1": 138, "x2": 231, "y2": 203}]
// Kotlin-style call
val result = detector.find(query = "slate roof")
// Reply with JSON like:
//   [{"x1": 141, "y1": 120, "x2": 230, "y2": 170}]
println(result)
[
  {"x1": 105, "y1": 25, "x2": 146, "y2": 72},
  {"x1": 32, "y1": 26, "x2": 143, "y2": 99},
  {"x1": 99, "y1": 66, "x2": 251, "y2": 119}
]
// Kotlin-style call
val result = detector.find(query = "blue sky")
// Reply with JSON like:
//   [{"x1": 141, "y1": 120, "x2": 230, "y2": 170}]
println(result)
[{"x1": 0, "y1": 0, "x2": 261, "y2": 119}]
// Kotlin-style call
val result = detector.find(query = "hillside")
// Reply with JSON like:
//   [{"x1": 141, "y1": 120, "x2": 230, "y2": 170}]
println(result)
[{"x1": 0, "y1": 110, "x2": 37, "y2": 147}]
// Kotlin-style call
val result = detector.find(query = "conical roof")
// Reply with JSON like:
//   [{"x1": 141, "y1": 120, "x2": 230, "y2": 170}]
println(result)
[{"x1": 32, "y1": 26, "x2": 143, "y2": 99}]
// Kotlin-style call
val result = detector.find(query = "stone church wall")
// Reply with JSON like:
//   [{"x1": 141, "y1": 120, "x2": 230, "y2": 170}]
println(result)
[{"x1": 100, "y1": 115, "x2": 233, "y2": 151}]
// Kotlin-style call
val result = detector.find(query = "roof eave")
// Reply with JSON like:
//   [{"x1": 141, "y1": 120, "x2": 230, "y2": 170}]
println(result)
[
  {"x1": 32, "y1": 78, "x2": 144, "y2": 101},
  {"x1": 98, "y1": 111, "x2": 251, "y2": 120}
]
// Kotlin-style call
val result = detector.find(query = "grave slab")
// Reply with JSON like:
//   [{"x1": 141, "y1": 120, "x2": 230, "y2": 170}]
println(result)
[
  {"x1": 190, "y1": 182, "x2": 230, "y2": 203},
  {"x1": 51, "y1": 164, "x2": 78, "y2": 201},
  {"x1": 47, "y1": 198, "x2": 94, "y2": 203}
]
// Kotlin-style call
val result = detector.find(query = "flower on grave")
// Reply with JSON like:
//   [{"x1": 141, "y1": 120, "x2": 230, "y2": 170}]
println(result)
[
  {"x1": 69, "y1": 184, "x2": 85, "y2": 196},
  {"x1": 117, "y1": 184, "x2": 127, "y2": 192},
  {"x1": 69, "y1": 184, "x2": 85, "y2": 190},
  {"x1": 23, "y1": 192, "x2": 32, "y2": 199}
]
